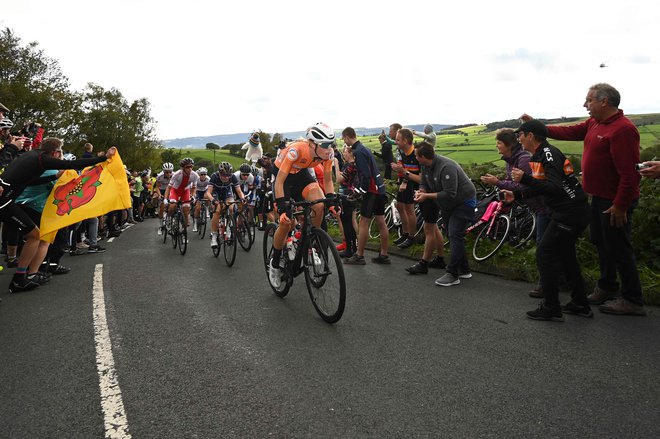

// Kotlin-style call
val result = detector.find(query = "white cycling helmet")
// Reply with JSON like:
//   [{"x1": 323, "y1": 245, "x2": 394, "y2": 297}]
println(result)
[
  {"x1": 162, "y1": 162, "x2": 174, "y2": 172},
  {"x1": 305, "y1": 122, "x2": 335, "y2": 146},
  {"x1": 0, "y1": 118, "x2": 13, "y2": 130},
  {"x1": 197, "y1": 167, "x2": 208, "y2": 175},
  {"x1": 63, "y1": 152, "x2": 76, "y2": 161}
]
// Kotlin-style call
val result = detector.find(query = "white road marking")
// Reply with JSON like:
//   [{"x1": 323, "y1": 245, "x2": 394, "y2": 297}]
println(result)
[
  {"x1": 93, "y1": 264, "x2": 132, "y2": 438},
  {"x1": 107, "y1": 237, "x2": 115, "y2": 243}
]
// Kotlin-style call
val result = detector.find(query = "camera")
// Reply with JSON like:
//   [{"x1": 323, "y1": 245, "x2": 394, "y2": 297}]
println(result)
[{"x1": 635, "y1": 163, "x2": 649, "y2": 171}]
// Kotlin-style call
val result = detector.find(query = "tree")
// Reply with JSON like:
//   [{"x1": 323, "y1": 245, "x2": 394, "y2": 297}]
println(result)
[
  {"x1": 161, "y1": 148, "x2": 182, "y2": 165},
  {"x1": 205, "y1": 142, "x2": 220, "y2": 150}
]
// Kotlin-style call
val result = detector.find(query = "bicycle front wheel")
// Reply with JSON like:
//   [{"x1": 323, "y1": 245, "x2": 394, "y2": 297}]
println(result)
[
  {"x1": 224, "y1": 214, "x2": 237, "y2": 267},
  {"x1": 171, "y1": 215, "x2": 179, "y2": 249},
  {"x1": 236, "y1": 212, "x2": 252, "y2": 252},
  {"x1": 199, "y1": 206, "x2": 208, "y2": 239},
  {"x1": 472, "y1": 214, "x2": 511, "y2": 262},
  {"x1": 304, "y1": 228, "x2": 346, "y2": 324},
  {"x1": 177, "y1": 212, "x2": 187, "y2": 255},
  {"x1": 509, "y1": 205, "x2": 536, "y2": 249}
]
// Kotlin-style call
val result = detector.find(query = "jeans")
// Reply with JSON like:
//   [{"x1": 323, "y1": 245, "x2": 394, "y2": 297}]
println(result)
[
  {"x1": 85, "y1": 217, "x2": 99, "y2": 246},
  {"x1": 446, "y1": 203, "x2": 474, "y2": 276},
  {"x1": 537, "y1": 217, "x2": 589, "y2": 309},
  {"x1": 589, "y1": 196, "x2": 643, "y2": 305}
]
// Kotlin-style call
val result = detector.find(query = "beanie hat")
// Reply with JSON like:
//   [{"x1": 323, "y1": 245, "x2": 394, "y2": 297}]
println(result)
[{"x1": 249, "y1": 132, "x2": 260, "y2": 147}]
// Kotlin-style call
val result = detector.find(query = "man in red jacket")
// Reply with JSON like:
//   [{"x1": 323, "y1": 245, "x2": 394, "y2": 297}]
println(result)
[{"x1": 521, "y1": 83, "x2": 645, "y2": 316}]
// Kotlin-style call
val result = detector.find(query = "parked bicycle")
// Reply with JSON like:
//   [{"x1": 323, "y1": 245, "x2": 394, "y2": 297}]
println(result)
[{"x1": 263, "y1": 197, "x2": 346, "y2": 324}]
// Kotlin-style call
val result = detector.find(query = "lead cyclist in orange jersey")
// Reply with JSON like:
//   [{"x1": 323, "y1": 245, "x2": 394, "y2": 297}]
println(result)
[{"x1": 268, "y1": 122, "x2": 337, "y2": 288}]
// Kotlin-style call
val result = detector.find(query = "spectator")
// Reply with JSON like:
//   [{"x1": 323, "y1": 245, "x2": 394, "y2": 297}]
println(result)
[
  {"x1": 333, "y1": 145, "x2": 359, "y2": 258},
  {"x1": 412, "y1": 124, "x2": 437, "y2": 147},
  {"x1": 341, "y1": 127, "x2": 390, "y2": 265},
  {"x1": 522, "y1": 83, "x2": 646, "y2": 316},
  {"x1": 82, "y1": 142, "x2": 94, "y2": 158},
  {"x1": 404, "y1": 141, "x2": 446, "y2": 275},
  {"x1": 391, "y1": 128, "x2": 421, "y2": 249},
  {"x1": 480, "y1": 128, "x2": 551, "y2": 298},
  {"x1": 412, "y1": 142, "x2": 476, "y2": 286},
  {"x1": 503, "y1": 120, "x2": 591, "y2": 321},
  {"x1": 377, "y1": 123, "x2": 401, "y2": 180},
  {"x1": 241, "y1": 132, "x2": 263, "y2": 164}
]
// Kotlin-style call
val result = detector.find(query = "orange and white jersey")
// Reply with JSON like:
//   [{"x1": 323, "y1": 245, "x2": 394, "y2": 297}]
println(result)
[{"x1": 274, "y1": 141, "x2": 333, "y2": 175}]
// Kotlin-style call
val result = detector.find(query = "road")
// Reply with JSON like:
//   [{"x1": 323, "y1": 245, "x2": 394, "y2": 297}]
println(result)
[{"x1": 1, "y1": 219, "x2": 659, "y2": 438}]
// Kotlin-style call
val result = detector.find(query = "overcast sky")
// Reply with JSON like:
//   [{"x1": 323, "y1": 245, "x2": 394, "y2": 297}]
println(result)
[{"x1": 3, "y1": 0, "x2": 660, "y2": 140}]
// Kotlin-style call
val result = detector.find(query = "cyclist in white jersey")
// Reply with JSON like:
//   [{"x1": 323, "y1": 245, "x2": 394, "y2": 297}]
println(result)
[
  {"x1": 193, "y1": 167, "x2": 210, "y2": 232},
  {"x1": 155, "y1": 162, "x2": 174, "y2": 235},
  {"x1": 164, "y1": 158, "x2": 199, "y2": 232}
]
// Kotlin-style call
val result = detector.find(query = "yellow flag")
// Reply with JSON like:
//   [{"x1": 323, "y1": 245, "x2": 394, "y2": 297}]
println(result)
[{"x1": 39, "y1": 150, "x2": 132, "y2": 243}]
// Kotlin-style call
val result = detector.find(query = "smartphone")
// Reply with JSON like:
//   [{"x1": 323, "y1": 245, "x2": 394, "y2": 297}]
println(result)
[
  {"x1": 497, "y1": 191, "x2": 506, "y2": 201},
  {"x1": 635, "y1": 163, "x2": 649, "y2": 171}
]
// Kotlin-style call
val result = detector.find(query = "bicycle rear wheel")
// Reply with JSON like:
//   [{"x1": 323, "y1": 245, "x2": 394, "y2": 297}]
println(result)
[
  {"x1": 263, "y1": 223, "x2": 291, "y2": 297},
  {"x1": 246, "y1": 209, "x2": 256, "y2": 244},
  {"x1": 236, "y1": 212, "x2": 252, "y2": 252},
  {"x1": 177, "y1": 211, "x2": 187, "y2": 255},
  {"x1": 162, "y1": 217, "x2": 168, "y2": 244},
  {"x1": 171, "y1": 215, "x2": 179, "y2": 249},
  {"x1": 304, "y1": 228, "x2": 346, "y2": 323},
  {"x1": 472, "y1": 214, "x2": 511, "y2": 262},
  {"x1": 508, "y1": 205, "x2": 536, "y2": 249},
  {"x1": 223, "y1": 214, "x2": 237, "y2": 267}
]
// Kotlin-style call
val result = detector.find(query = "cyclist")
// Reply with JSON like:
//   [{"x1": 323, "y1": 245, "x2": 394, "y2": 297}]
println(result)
[
  {"x1": 192, "y1": 167, "x2": 210, "y2": 232},
  {"x1": 155, "y1": 162, "x2": 174, "y2": 235},
  {"x1": 256, "y1": 154, "x2": 275, "y2": 229},
  {"x1": 163, "y1": 158, "x2": 199, "y2": 234},
  {"x1": 234, "y1": 163, "x2": 260, "y2": 224},
  {"x1": 268, "y1": 122, "x2": 337, "y2": 288},
  {"x1": 205, "y1": 162, "x2": 246, "y2": 249}
]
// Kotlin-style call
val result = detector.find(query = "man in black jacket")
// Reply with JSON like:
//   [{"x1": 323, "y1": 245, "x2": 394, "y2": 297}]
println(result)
[{"x1": 502, "y1": 120, "x2": 592, "y2": 321}]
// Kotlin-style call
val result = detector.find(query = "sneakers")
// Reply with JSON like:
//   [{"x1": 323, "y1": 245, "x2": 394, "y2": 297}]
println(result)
[
  {"x1": 70, "y1": 248, "x2": 87, "y2": 256},
  {"x1": 458, "y1": 270, "x2": 473, "y2": 279},
  {"x1": 529, "y1": 286, "x2": 544, "y2": 298},
  {"x1": 8, "y1": 274, "x2": 40, "y2": 293},
  {"x1": 30, "y1": 272, "x2": 52, "y2": 285},
  {"x1": 87, "y1": 245, "x2": 106, "y2": 253},
  {"x1": 371, "y1": 254, "x2": 391, "y2": 264},
  {"x1": 48, "y1": 264, "x2": 71, "y2": 275},
  {"x1": 76, "y1": 241, "x2": 89, "y2": 249},
  {"x1": 435, "y1": 273, "x2": 460, "y2": 287},
  {"x1": 599, "y1": 298, "x2": 647, "y2": 316},
  {"x1": 428, "y1": 256, "x2": 446, "y2": 269},
  {"x1": 562, "y1": 301, "x2": 594, "y2": 318},
  {"x1": 397, "y1": 237, "x2": 415, "y2": 249},
  {"x1": 338, "y1": 249, "x2": 353, "y2": 259},
  {"x1": 343, "y1": 254, "x2": 366, "y2": 265},
  {"x1": 406, "y1": 260, "x2": 428, "y2": 274},
  {"x1": 336, "y1": 241, "x2": 347, "y2": 251},
  {"x1": 210, "y1": 233, "x2": 218, "y2": 248},
  {"x1": 6, "y1": 257, "x2": 18, "y2": 268},
  {"x1": 526, "y1": 303, "x2": 564, "y2": 322},
  {"x1": 587, "y1": 286, "x2": 619, "y2": 305},
  {"x1": 268, "y1": 258, "x2": 283, "y2": 289},
  {"x1": 393, "y1": 234, "x2": 409, "y2": 246}
]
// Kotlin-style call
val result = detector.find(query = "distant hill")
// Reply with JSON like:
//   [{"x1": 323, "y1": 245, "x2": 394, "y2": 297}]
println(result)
[{"x1": 162, "y1": 124, "x2": 452, "y2": 149}]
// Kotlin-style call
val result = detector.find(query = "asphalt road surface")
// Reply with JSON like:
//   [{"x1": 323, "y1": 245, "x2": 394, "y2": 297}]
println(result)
[{"x1": 1, "y1": 219, "x2": 659, "y2": 438}]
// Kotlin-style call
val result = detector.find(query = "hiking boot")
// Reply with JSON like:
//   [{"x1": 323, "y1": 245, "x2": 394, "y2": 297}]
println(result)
[
  {"x1": 428, "y1": 256, "x2": 446, "y2": 269},
  {"x1": 406, "y1": 260, "x2": 428, "y2": 274},
  {"x1": 9, "y1": 274, "x2": 40, "y2": 293},
  {"x1": 435, "y1": 273, "x2": 460, "y2": 287},
  {"x1": 268, "y1": 258, "x2": 283, "y2": 289},
  {"x1": 598, "y1": 298, "x2": 647, "y2": 316},
  {"x1": 587, "y1": 286, "x2": 618, "y2": 305},
  {"x1": 343, "y1": 254, "x2": 366, "y2": 265},
  {"x1": 562, "y1": 301, "x2": 594, "y2": 318},
  {"x1": 371, "y1": 254, "x2": 391, "y2": 264},
  {"x1": 526, "y1": 303, "x2": 564, "y2": 322},
  {"x1": 529, "y1": 286, "x2": 544, "y2": 298},
  {"x1": 87, "y1": 245, "x2": 106, "y2": 253},
  {"x1": 397, "y1": 237, "x2": 415, "y2": 249},
  {"x1": 393, "y1": 234, "x2": 409, "y2": 246}
]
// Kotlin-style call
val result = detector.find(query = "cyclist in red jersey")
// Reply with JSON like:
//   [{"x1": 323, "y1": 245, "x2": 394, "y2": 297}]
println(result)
[
  {"x1": 268, "y1": 123, "x2": 336, "y2": 288},
  {"x1": 163, "y1": 158, "x2": 199, "y2": 230}
]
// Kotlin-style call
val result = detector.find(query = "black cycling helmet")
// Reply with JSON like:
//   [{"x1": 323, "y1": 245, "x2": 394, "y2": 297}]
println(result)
[
  {"x1": 218, "y1": 162, "x2": 233, "y2": 175},
  {"x1": 180, "y1": 157, "x2": 194, "y2": 167},
  {"x1": 239, "y1": 163, "x2": 252, "y2": 174}
]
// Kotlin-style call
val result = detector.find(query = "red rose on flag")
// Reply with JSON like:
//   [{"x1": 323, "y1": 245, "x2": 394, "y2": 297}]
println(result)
[{"x1": 53, "y1": 165, "x2": 103, "y2": 215}]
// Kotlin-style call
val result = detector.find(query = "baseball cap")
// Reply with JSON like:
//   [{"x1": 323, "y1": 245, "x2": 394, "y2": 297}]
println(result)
[{"x1": 514, "y1": 119, "x2": 548, "y2": 137}]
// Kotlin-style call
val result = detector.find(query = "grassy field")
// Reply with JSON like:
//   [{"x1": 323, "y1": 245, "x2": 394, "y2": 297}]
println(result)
[{"x1": 175, "y1": 121, "x2": 660, "y2": 169}]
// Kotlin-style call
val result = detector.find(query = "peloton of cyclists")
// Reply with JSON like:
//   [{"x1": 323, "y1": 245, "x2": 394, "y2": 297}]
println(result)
[
  {"x1": 205, "y1": 162, "x2": 246, "y2": 249},
  {"x1": 268, "y1": 122, "x2": 337, "y2": 288}
]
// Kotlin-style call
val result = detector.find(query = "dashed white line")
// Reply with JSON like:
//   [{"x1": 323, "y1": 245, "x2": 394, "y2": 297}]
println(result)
[
  {"x1": 93, "y1": 264, "x2": 132, "y2": 438},
  {"x1": 106, "y1": 237, "x2": 115, "y2": 243}
]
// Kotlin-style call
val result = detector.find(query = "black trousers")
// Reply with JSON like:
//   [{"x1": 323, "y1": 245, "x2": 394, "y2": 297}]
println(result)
[
  {"x1": 339, "y1": 197, "x2": 356, "y2": 254},
  {"x1": 537, "y1": 215, "x2": 589, "y2": 309}
]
